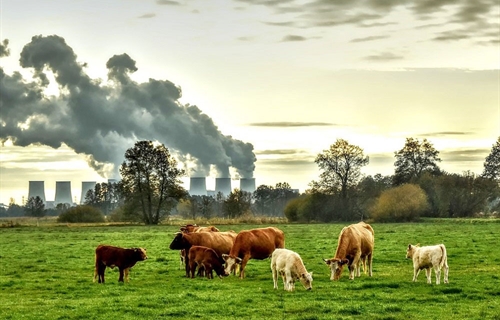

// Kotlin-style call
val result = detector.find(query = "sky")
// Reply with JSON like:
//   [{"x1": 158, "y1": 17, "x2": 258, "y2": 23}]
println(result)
[{"x1": 0, "y1": 0, "x2": 499, "y2": 205}]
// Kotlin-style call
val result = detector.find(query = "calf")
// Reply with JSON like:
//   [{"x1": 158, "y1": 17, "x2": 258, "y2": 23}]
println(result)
[
  {"x1": 188, "y1": 245, "x2": 225, "y2": 279},
  {"x1": 406, "y1": 243, "x2": 449, "y2": 284},
  {"x1": 94, "y1": 245, "x2": 147, "y2": 283},
  {"x1": 271, "y1": 248, "x2": 313, "y2": 292}
]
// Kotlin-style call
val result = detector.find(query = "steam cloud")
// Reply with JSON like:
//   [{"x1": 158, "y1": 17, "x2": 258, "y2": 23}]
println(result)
[{"x1": 0, "y1": 35, "x2": 255, "y2": 179}]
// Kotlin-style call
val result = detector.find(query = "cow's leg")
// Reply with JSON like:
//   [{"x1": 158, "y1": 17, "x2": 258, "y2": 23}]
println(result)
[
  {"x1": 280, "y1": 271, "x2": 287, "y2": 290},
  {"x1": 239, "y1": 256, "x2": 250, "y2": 279},
  {"x1": 124, "y1": 268, "x2": 130, "y2": 282},
  {"x1": 367, "y1": 253, "x2": 373, "y2": 277},
  {"x1": 184, "y1": 255, "x2": 191, "y2": 278},
  {"x1": 435, "y1": 267, "x2": 441, "y2": 285},
  {"x1": 118, "y1": 268, "x2": 125, "y2": 282},
  {"x1": 425, "y1": 268, "x2": 432, "y2": 284},
  {"x1": 189, "y1": 260, "x2": 196, "y2": 278},
  {"x1": 285, "y1": 270, "x2": 293, "y2": 291},
  {"x1": 413, "y1": 267, "x2": 420, "y2": 282},
  {"x1": 443, "y1": 263, "x2": 449, "y2": 284},
  {"x1": 272, "y1": 265, "x2": 278, "y2": 289},
  {"x1": 97, "y1": 263, "x2": 106, "y2": 283}
]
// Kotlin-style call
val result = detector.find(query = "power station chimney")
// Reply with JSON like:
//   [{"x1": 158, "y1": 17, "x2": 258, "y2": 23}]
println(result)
[
  {"x1": 28, "y1": 181, "x2": 46, "y2": 203},
  {"x1": 80, "y1": 181, "x2": 96, "y2": 204},
  {"x1": 55, "y1": 181, "x2": 73, "y2": 206},
  {"x1": 189, "y1": 177, "x2": 207, "y2": 196},
  {"x1": 215, "y1": 177, "x2": 232, "y2": 197},
  {"x1": 239, "y1": 178, "x2": 256, "y2": 194}
]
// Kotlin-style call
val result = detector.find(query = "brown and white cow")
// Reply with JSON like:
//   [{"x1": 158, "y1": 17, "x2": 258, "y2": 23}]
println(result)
[
  {"x1": 169, "y1": 231, "x2": 237, "y2": 277},
  {"x1": 222, "y1": 227, "x2": 285, "y2": 279},
  {"x1": 93, "y1": 245, "x2": 147, "y2": 283},
  {"x1": 406, "y1": 243, "x2": 449, "y2": 284},
  {"x1": 323, "y1": 221, "x2": 374, "y2": 280},
  {"x1": 271, "y1": 248, "x2": 313, "y2": 291},
  {"x1": 188, "y1": 245, "x2": 225, "y2": 279}
]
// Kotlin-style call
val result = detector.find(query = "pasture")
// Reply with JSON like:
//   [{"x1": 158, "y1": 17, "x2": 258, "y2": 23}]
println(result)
[{"x1": 1, "y1": 220, "x2": 499, "y2": 319}]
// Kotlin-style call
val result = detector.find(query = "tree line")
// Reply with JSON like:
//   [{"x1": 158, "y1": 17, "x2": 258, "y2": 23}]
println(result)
[{"x1": 3, "y1": 137, "x2": 499, "y2": 224}]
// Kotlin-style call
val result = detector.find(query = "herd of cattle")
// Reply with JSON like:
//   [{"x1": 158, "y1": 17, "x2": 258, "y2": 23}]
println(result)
[{"x1": 93, "y1": 221, "x2": 449, "y2": 291}]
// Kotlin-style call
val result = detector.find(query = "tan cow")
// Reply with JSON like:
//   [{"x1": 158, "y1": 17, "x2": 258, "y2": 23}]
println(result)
[
  {"x1": 178, "y1": 224, "x2": 220, "y2": 269},
  {"x1": 222, "y1": 227, "x2": 285, "y2": 279},
  {"x1": 94, "y1": 245, "x2": 147, "y2": 283},
  {"x1": 323, "y1": 221, "x2": 374, "y2": 280},
  {"x1": 188, "y1": 245, "x2": 225, "y2": 279},
  {"x1": 406, "y1": 243, "x2": 449, "y2": 284},
  {"x1": 169, "y1": 231, "x2": 237, "y2": 277},
  {"x1": 271, "y1": 248, "x2": 313, "y2": 291}
]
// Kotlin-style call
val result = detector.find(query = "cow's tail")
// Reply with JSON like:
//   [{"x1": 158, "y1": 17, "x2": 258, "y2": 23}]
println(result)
[{"x1": 439, "y1": 244, "x2": 448, "y2": 268}]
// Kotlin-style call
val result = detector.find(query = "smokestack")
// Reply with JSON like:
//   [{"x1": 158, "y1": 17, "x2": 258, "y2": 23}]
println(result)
[
  {"x1": 107, "y1": 179, "x2": 118, "y2": 184},
  {"x1": 28, "y1": 181, "x2": 46, "y2": 203},
  {"x1": 239, "y1": 178, "x2": 256, "y2": 194},
  {"x1": 189, "y1": 177, "x2": 207, "y2": 196},
  {"x1": 215, "y1": 177, "x2": 231, "y2": 197},
  {"x1": 80, "y1": 181, "x2": 96, "y2": 204},
  {"x1": 55, "y1": 181, "x2": 73, "y2": 205}
]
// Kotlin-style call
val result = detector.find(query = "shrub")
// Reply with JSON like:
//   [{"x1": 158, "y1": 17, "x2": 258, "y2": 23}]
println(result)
[
  {"x1": 370, "y1": 184, "x2": 429, "y2": 222},
  {"x1": 57, "y1": 205, "x2": 105, "y2": 223}
]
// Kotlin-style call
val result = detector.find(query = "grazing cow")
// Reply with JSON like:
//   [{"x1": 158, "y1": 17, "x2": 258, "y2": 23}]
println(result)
[
  {"x1": 188, "y1": 245, "x2": 225, "y2": 279},
  {"x1": 323, "y1": 221, "x2": 374, "y2": 280},
  {"x1": 406, "y1": 243, "x2": 449, "y2": 284},
  {"x1": 178, "y1": 225, "x2": 220, "y2": 270},
  {"x1": 169, "y1": 231, "x2": 237, "y2": 277},
  {"x1": 93, "y1": 245, "x2": 147, "y2": 283},
  {"x1": 271, "y1": 248, "x2": 313, "y2": 292},
  {"x1": 222, "y1": 227, "x2": 285, "y2": 279}
]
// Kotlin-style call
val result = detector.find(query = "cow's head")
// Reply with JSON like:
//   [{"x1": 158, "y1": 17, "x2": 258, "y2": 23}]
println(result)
[
  {"x1": 406, "y1": 243, "x2": 419, "y2": 259},
  {"x1": 169, "y1": 232, "x2": 187, "y2": 250},
  {"x1": 323, "y1": 258, "x2": 348, "y2": 280},
  {"x1": 222, "y1": 254, "x2": 242, "y2": 276},
  {"x1": 134, "y1": 248, "x2": 148, "y2": 261},
  {"x1": 299, "y1": 272, "x2": 313, "y2": 290}
]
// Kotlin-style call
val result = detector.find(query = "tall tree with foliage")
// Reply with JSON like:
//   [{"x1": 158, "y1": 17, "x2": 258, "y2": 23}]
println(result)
[
  {"x1": 24, "y1": 196, "x2": 45, "y2": 226},
  {"x1": 393, "y1": 137, "x2": 441, "y2": 185},
  {"x1": 223, "y1": 189, "x2": 252, "y2": 219},
  {"x1": 119, "y1": 140, "x2": 187, "y2": 225},
  {"x1": 311, "y1": 139, "x2": 369, "y2": 198},
  {"x1": 482, "y1": 137, "x2": 500, "y2": 181}
]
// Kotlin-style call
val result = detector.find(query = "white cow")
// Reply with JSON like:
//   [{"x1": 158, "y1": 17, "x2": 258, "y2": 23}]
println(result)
[
  {"x1": 271, "y1": 248, "x2": 313, "y2": 292},
  {"x1": 406, "y1": 243, "x2": 449, "y2": 284}
]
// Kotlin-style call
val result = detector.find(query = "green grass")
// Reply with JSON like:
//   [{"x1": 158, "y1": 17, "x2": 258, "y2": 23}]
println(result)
[{"x1": 1, "y1": 221, "x2": 499, "y2": 319}]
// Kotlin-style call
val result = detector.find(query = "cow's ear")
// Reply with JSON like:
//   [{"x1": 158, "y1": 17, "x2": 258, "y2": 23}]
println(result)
[
  {"x1": 222, "y1": 254, "x2": 229, "y2": 260},
  {"x1": 408, "y1": 244, "x2": 412, "y2": 249},
  {"x1": 235, "y1": 257, "x2": 243, "y2": 264},
  {"x1": 341, "y1": 259, "x2": 349, "y2": 265},
  {"x1": 323, "y1": 259, "x2": 330, "y2": 265},
  {"x1": 416, "y1": 243, "x2": 420, "y2": 247}
]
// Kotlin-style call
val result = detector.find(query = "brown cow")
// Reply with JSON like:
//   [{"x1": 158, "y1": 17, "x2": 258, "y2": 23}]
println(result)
[
  {"x1": 169, "y1": 231, "x2": 237, "y2": 277},
  {"x1": 323, "y1": 221, "x2": 374, "y2": 280},
  {"x1": 222, "y1": 227, "x2": 285, "y2": 279},
  {"x1": 178, "y1": 224, "x2": 221, "y2": 270},
  {"x1": 93, "y1": 245, "x2": 147, "y2": 283},
  {"x1": 188, "y1": 245, "x2": 225, "y2": 279}
]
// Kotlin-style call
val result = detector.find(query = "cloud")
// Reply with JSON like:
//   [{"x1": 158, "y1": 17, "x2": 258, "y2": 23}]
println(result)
[
  {"x1": 156, "y1": 0, "x2": 181, "y2": 5},
  {"x1": 0, "y1": 39, "x2": 9, "y2": 57},
  {"x1": 248, "y1": 122, "x2": 337, "y2": 127},
  {"x1": 441, "y1": 148, "x2": 490, "y2": 162},
  {"x1": 0, "y1": 35, "x2": 256, "y2": 179},
  {"x1": 363, "y1": 52, "x2": 404, "y2": 61},
  {"x1": 138, "y1": 13, "x2": 156, "y2": 19},
  {"x1": 350, "y1": 35, "x2": 389, "y2": 43},
  {"x1": 281, "y1": 34, "x2": 307, "y2": 42},
  {"x1": 255, "y1": 149, "x2": 309, "y2": 155},
  {"x1": 418, "y1": 131, "x2": 475, "y2": 137}
]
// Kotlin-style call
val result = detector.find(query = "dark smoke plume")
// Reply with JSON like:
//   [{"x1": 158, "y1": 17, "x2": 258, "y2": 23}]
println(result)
[{"x1": 0, "y1": 35, "x2": 255, "y2": 179}]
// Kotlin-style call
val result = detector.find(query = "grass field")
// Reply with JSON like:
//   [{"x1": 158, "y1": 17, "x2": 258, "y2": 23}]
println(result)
[{"x1": 1, "y1": 220, "x2": 499, "y2": 319}]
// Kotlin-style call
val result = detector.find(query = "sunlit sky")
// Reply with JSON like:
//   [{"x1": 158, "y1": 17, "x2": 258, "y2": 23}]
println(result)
[{"x1": 1, "y1": 0, "x2": 499, "y2": 205}]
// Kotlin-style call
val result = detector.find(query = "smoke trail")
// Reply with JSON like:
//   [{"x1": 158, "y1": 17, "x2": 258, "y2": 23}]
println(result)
[{"x1": 0, "y1": 35, "x2": 256, "y2": 179}]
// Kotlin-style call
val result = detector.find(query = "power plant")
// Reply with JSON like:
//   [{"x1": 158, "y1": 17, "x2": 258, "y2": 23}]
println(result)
[
  {"x1": 215, "y1": 177, "x2": 232, "y2": 196},
  {"x1": 28, "y1": 181, "x2": 46, "y2": 202},
  {"x1": 80, "y1": 181, "x2": 96, "y2": 204},
  {"x1": 189, "y1": 177, "x2": 208, "y2": 196},
  {"x1": 54, "y1": 181, "x2": 73, "y2": 205},
  {"x1": 240, "y1": 178, "x2": 256, "y2": 194},
  {"x1": 188, "y1": 177, "x2": 256, "y2": 197}
]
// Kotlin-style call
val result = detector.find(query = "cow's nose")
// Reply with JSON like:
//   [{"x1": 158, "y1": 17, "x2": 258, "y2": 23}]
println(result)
[{"x1": 307, "y1": 287, "x2": 312, "y2": 291}]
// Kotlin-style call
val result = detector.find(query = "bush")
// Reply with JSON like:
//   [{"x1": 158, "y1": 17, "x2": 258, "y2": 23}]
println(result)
[
  {"x1": 370, "y1": 184, "x2": 429, "y2": 222},
  {"x1": 57, "y1": 205, "x2": 105, "y2": 223}
]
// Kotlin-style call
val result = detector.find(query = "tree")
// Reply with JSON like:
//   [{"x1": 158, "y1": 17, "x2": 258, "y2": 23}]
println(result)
[
  {"x1": 311, "y1": 139, "x2": 369, "y2": 198},
  {"x1": 482, "y1": 137, "x2": 500, "y2": 181},
  {"x1": 394, "y1": 137, "x2": 441, "y2": 185},
  {"x1": 84, "y1": 182, "x2": 121, "y2": 216},
  {"x1": 370, "y1": 184, "x2": 429, "y2": 222},
  {"x1": 223, "y1": 189, "x2": 252, "y2": 219},
  {"x1": 24, "y1": 196, "x2": 45, "y2": 226},
  {"x1": 119, "y1": 140, "x2": 187, "y2": 225}
]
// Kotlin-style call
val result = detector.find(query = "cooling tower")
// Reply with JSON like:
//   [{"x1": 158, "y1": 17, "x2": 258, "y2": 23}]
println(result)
[
  {"x1": 107, "y1": 178, "x2": 118, "y2": 184},
  {"x1": 80, "y1": 181, "x2": 96, "y2": 204},
  {"x1": 239, "y1": 178, "x2": 256, "y2": 193},
  {"x1": 215, "y1": 177, "x2": 232, "y2": 196},
  {"x1": 54, "y1": 181, "x2": 73, "y2": 205},
  {"x1": 28, "y1": 181, "x2": 46, "y2": 203},
  {"x1": 189, "y1": 177, "x2": 207, "y2": 196}
]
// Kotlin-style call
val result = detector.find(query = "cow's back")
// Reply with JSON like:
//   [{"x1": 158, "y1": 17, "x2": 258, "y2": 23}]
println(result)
[
  {"x1": 185, "y1": 232, "x2": 236, "y2": 256},
  {"x1": 335, "y1": 223, "x2": 374, "y2": 258},
  {"x1": 233, "y1": 227, "x2": 285, "y2": 259}
]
